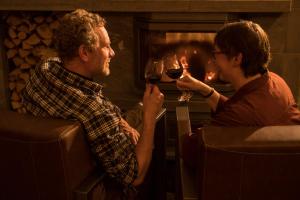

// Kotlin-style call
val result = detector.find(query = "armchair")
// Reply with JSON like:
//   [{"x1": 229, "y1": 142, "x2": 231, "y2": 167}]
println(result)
[
  {"x1": 0, "y1": 110, "x2": 103, "y2": 200},
  {"x1": 0, "y1": 108, "x2": 167, "y2": 200},
  {"x1": 178, "y1": 126, "x2": 300, "y2": 200}
]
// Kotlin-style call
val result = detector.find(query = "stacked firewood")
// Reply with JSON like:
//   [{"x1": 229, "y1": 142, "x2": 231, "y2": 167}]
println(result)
[{"x1": 4, "y1": 13, "x2": 60, "y2": 113}]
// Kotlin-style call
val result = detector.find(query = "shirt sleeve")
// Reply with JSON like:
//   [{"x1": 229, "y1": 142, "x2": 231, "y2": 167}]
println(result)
[
  {"x1": 210, "y1": 102, "x2": 256, "y2": 126},
  {"x1": 81, "y1": 107, "x2": 138, "y2": 186},
  {"x1": 213, "y1": 94, "x2": 228, "y2": 114}
]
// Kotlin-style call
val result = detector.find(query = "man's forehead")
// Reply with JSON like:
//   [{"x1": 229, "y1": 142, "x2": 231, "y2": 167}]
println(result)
[{"x1": 96, "y1": 26, "x2": 110, "y2": 44}]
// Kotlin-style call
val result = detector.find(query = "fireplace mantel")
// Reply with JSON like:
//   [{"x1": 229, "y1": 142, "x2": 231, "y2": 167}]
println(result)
[{"x1": 0, "y1": 0, "x2": 292, "y2": 13}]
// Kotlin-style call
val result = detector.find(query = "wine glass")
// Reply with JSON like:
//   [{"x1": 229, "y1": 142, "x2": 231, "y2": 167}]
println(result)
[
  {"x1": 144, "y1": 58, "x2": 164, "y2": 84},
  {"x1": 164, "y1": 53, "x2": 184, "y2": 80},
  {"x1": 163, "y1": 53, "x2": 193, "y2": 102}
]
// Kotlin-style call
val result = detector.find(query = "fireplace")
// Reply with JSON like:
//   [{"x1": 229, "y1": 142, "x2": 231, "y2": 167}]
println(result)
[
  {"x1": 132, "y1": 14, "x2": 241, "y2": 145},
  {"x1": 134, "y1": 13, "x2": 235, "y2": 113}
]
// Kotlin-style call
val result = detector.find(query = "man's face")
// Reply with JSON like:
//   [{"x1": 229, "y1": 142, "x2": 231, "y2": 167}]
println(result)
[
  {"x1": 88, "y1": 27, "x2": 115, "y2": 77},
  {"x1": 213, "y1": 46, "x2": 235, "y2": 82}
]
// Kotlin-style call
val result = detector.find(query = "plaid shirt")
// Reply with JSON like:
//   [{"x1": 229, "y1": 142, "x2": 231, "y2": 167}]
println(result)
[{"x1": 21, "y1": 57, "x2": 138, "y2": 186}]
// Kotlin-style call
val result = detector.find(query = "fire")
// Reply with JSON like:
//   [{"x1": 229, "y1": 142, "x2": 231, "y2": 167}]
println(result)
[{"x1": 205, "y1": 71, "x2": 216, "y2": 82}]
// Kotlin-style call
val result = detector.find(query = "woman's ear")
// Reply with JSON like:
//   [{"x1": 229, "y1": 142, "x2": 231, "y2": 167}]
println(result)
[{"x1": 78, "y1": 45, "x2": 89, "y2": 62}]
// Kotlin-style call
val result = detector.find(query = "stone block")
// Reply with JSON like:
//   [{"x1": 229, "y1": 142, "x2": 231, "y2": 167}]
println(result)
[
  {"x1": 249, "y1": 13, "x2": 288, "y2": 53},
  {"x1": 286, "y1": 7, "x2": 300, "y2": 53},
  {"x1": 270, "y1": 53, "x2": 300, "y2": 103}
]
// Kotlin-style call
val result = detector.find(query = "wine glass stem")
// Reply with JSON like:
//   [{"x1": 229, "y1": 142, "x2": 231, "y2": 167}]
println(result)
[{"x1": 178, "y1": 91, "x2": 193, "y2": 102}]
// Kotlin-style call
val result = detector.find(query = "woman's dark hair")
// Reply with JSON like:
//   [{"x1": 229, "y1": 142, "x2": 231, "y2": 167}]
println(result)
[{"x1": 214, "y1": 20, "x2": 271, "y2": 77}]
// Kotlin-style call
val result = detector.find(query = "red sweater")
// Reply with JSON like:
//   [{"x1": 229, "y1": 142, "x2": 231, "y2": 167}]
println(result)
[{"x1": 211, "y1": 72, "x2": 300, "y2": 126}]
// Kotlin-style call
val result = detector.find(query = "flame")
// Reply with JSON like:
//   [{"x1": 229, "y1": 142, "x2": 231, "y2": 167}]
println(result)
[
  {"x1": 205, "y1": 71, "x2": 216, "y2": 82},
  {"x1": 179, "y1": 55, "x2": 189, "y2": 69}
]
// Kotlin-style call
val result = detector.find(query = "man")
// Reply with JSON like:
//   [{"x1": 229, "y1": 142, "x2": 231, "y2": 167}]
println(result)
[
  {"x1": 21, "y1": 9, "x2": 164, "y2": 196},
  {"x1": 177, "y1": 21, "x2": 300, "y2": 169},
  {"x1": 177, "y1": 20, "x2": 300, "y2": 126}
]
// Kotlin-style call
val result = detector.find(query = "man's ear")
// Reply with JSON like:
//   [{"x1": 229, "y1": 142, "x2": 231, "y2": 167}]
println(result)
[
  {"x1": 78, "y1": 45, "x2": 89, "y2": 62},
  {"x1": 234, "y1": 52, "x2": 243, "y2": 66}
]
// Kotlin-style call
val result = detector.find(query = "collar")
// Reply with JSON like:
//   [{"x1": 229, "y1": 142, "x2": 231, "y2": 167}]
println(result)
[
  {"x1": 229, "y1": 71, "x2": 269, "y2": 102},
  {"x1": 39, "y1": 57, "x2": 104, "y2": 95}
]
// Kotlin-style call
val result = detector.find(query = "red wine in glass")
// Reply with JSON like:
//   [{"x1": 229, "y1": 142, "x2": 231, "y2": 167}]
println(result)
[
  {"x1": 166, "y1": 62, "x2": 184, "y2": 80},
  {"x1": 145, "y1": 58, "x2": 164, "y2": 84},
  {"x1": 164, "y1": 54, "x2": 193, "y2": 102},
  {"x1": 164, "y1": 53, "x2": 184, "y2": 80},
  {"x1": 147, "y1": 74, "x2": 162, "y2": 84}
]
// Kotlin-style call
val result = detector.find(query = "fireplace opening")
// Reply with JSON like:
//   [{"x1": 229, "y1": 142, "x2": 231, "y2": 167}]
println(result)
[
  {"x1": 134, "y1": 14, "x2": 234, "y2": 93},
  {"x1": 150, "y1": 32, "x2": 224, "y2": 85}
]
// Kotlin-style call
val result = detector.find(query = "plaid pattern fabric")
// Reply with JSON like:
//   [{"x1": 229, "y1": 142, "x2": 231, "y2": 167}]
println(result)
[{"x1": 21, "y1": 57, "x2": 138, "y2": 186}]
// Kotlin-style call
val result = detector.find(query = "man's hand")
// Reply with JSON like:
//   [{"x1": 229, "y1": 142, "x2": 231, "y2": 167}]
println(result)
[
  {"x1": 119, "y1": 118, "x2": 140, "y2": 145},
  {"x1": 142, "y1": 84, "x2": 164, "y2": 121}
]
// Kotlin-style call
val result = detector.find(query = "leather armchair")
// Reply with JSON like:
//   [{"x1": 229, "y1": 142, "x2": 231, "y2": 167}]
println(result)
[
  {"x1": 178, "y1": 126, "x2": 300, "y2": 200},
  {"x1": 0, "y1": 108, "x2": 167, "y2": 200},
  {"x1": 0, "y1": 110, "x2": 104, "y2": 200}
]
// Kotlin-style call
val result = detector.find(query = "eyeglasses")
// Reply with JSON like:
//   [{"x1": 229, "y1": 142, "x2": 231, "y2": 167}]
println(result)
[{"x1": 212, "y1": 50, "x2": 226, "y2": 59}]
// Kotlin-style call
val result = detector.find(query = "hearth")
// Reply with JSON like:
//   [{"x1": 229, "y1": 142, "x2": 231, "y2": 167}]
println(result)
[{"x1": 134, "y1": 13, "x2": 234, "y2": 97}]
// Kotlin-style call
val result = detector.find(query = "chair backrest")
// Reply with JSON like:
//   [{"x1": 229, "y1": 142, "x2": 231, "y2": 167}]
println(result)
[
  {"x1": 0, "y1": 111, "x2": 96, "y2": 200},
  {"x1": 196, "y1": 126, "x2": 300, "y2": 200}
]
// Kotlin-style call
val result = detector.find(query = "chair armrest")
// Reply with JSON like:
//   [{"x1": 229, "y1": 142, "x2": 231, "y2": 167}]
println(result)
[
  {"x1": 73, "y1": 171, "x2": 106, "y2": 200},
  {"x1": 178, "y1": 159, "x2": 197, "y2": 200},
  {"x1": 199, "y1": 126, "x2": 300, "y2": 153}
]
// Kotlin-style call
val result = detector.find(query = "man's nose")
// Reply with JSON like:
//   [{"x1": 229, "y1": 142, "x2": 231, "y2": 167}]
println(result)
[{"x1": 110, "y1": 48, "x2": 115, "y2": 57}]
